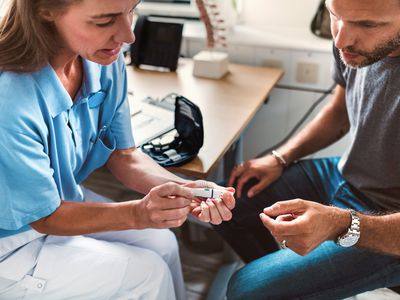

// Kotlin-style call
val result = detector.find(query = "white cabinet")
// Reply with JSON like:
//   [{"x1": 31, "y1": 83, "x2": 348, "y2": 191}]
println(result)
[
  {"x1": 254, "y1": 47, "x2": 334, "y2": 90},
  {"x1": 254, "y1": 47, "x2": 293, "y2": 85},
  {"x1": 242, "y1": 88, "x2": 290, "y2": 160},
  {"x1": 242, "y1": 89, "x2": 349, "y2": 160},
  {"x1": 181, "y1": 23, "x2": 347, "y2": 160}
]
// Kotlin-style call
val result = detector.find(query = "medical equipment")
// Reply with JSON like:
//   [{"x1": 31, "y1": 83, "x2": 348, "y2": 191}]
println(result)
[{"x1": 191, "y1": 187, "x2": 227, "y2": 199}]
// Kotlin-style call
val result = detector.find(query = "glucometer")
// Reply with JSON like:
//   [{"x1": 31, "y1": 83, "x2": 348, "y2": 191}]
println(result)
[{"x1": 191, "y1": 188, "x2": 227, "y2": 199}]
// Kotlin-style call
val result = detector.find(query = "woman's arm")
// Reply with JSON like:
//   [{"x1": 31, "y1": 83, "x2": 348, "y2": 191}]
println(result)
[
  {"x1": 106, "y1": 146, "x2": 189, "y2": 194},
  {"x1": 30, "y1": 182, "x2": 193, "y2": 235}
]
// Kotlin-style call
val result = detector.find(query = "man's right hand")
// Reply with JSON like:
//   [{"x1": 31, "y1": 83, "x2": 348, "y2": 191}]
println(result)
[
  {"x1": 133, "y1": 182, "x2": 193, "y2": 229},
  {"x1": 228, "y1": 155, "x2": 285, "y2": 198}
]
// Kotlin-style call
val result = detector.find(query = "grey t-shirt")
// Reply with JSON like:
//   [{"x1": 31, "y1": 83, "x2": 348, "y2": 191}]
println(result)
[{"x1": 333, "y1": 46, "x2": 400, "y2": 210}]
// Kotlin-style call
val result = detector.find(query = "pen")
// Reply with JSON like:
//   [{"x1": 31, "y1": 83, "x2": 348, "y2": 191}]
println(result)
[
  {"x1": 95, "y1": 125, "x2": 107, "y2": 143},
  {"x1": 131, "y1": 109, "x2": 142, "y2": 117}
]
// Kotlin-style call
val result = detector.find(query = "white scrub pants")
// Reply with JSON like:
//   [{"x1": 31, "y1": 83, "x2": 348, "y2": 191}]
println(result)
[{"x1": 0, "y1": 189, "x2": 186, "y2": 300}]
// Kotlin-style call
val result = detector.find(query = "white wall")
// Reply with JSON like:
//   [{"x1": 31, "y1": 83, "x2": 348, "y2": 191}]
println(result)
[
  {"x1": 0, "y1": 0, "x2": 9, "y2": 17},
  {"x1": 241, "y1": 0, "x2": 321, "y2": 29}
]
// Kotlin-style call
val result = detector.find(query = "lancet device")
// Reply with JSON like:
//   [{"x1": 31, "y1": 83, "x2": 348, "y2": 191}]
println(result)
[{"x1": 191, "y1": 187, "x2": 226, "y2": 199}]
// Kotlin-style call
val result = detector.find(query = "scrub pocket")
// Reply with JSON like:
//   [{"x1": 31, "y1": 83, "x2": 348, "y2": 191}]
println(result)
[
  {"x1": 75, "y1": 129, "x2": 116, "y2": 183},
  {"x1": 23, "y1": 235, "x2": 128, "y2": 300},
  {"x1": 0, "y1": 237, "x2": 45, "y2": 298}
]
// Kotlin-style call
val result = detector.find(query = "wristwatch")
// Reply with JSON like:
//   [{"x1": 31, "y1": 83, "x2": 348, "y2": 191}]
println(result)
[{"x1": 336, "y1": 209, "x2": 360, "y2": 247}]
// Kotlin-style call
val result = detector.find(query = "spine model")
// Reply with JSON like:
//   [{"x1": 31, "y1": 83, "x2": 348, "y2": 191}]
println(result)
[{"x1": 195, "y1": 0, "x2": 227, "y2": 49}]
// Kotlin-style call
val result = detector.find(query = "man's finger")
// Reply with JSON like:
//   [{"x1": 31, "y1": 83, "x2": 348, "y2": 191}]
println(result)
[
  {"x1": 247, "y1": 178, "x2": 271, "y2": 198},
  {"x1": 263, "y1": 199, "x2": 306, "y2": 217},
  {"x1": 235, "y1": 172, "x2": 255, "y2": 198},
  {"x1": 260, "y1": 212, "x2": 302, "y2": 236},
  {"x1": 275, "y1": 213, "x2": 296, "y2": 222},
  {"x1": 228, "y1": 165, "x2": 243, "y2": 187},
  {"x1": 259, "y1": 212, "x2": 275, "y2": 230}
]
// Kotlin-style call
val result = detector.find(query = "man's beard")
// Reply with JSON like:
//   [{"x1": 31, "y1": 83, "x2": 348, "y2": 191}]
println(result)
[{"x1": 340, "y1": 31, "x2": 400, "y2": 68}]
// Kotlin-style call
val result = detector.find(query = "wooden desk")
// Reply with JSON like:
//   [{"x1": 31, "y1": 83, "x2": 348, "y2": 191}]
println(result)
[{"x1": 127, "y1": 59, "x2": 283, "y2": 178}]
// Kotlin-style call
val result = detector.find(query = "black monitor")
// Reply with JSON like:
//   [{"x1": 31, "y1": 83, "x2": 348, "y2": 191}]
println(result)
[{"x1": 130, "y1": 16, "x2": 184, "y2": 71}]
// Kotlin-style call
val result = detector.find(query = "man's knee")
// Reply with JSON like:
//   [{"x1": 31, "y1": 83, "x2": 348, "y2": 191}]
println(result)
[
  {"x1": 227, "y1": 269, "x2": 259, "y2": 300},
  {"x1": 226, "y1": 261, "x2": 291, "y2": 300}
]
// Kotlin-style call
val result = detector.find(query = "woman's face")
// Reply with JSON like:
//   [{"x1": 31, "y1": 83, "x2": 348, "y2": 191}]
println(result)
[{"x1": 50, "y1": 0, "x2": 139, "y2": 65}]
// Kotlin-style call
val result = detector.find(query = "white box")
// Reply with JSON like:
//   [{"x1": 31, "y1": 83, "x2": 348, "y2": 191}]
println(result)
[{"x1": 193, "y1": 51, "x2": 229, "y2": 79}]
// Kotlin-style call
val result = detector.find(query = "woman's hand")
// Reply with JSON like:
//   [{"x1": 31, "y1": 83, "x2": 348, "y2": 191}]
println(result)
[
  {"x1": 259, "y1": 199, "x2": 349, "y2": 256},
  {"x1": 228, "y1": 155, "x2": 284, "y2": 198},
  {"x1": 134, "y1": 182, "x2": 193, "y2": 229},
  {"x1": 185, "y1": 180, "x2": 235, "y2": 225}
]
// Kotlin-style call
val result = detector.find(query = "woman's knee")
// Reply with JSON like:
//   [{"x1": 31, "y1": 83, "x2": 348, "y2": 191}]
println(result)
[
  {"x1": 121, "y1": 248, "x2": 175, "y2": 298},
  {"x1": 149, "y1": 229, "x2": 179, "y2": 262}
]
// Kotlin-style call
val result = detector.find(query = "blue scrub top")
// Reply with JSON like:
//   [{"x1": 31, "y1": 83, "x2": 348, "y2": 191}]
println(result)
[{"x1": 0, "y1": 55, "x2": 135, "y2": 238}]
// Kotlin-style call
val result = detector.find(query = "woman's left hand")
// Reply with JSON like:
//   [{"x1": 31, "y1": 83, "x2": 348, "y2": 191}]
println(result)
[{"x1": 185, "y1": 180, "x2": 235, "y2": 225}]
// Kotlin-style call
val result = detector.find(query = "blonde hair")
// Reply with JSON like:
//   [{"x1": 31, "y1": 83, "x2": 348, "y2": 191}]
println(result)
[{"x1": 0, "y1": 0, "x2": 81, "y2": 73}]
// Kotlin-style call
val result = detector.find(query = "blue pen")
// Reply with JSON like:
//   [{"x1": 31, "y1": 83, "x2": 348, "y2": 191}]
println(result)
[{"x1": 96, "y1": 125, "x2": 107, "y2": 143}]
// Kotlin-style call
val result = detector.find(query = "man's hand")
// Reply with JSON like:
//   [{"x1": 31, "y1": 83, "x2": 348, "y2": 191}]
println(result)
[
  {"x1": 134, "y1": 182, "x2": 193, "y2": 229},
  {"x1": 185, "y1": 180, "x2": 235, "y2": 225},
  {"x1": 228, "y1": 155, "x2": 284, "y2": 198},
  {"x1": 259, "y1": 199, "x2": 349, "y2": 256}
]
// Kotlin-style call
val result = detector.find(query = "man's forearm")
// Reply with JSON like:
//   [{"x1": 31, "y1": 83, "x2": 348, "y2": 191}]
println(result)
[
  {"x1": 357, "y1": 213, "x2": 400, "y2": 256},
  {"x1": 277, "y1": 85, "x2": 349, "y2": 164}
]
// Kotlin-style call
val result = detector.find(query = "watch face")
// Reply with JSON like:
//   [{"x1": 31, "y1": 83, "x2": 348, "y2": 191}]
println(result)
[{"x1": 339, "y1": 235, "x2": 358, "y2": 247}]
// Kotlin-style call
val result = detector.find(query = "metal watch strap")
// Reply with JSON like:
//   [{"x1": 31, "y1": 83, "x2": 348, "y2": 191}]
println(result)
[{"x1": 336, "y1": 209, "x2": 360, "y2": 247}]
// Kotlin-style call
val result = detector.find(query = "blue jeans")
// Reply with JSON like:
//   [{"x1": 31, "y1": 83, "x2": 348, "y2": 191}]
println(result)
[{"x1": 214, "y1": 158, "x2": 400, "y2": 299}]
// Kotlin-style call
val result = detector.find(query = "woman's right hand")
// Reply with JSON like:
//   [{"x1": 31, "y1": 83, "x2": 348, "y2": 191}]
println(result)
[
  {"x1": 228, "y1": 155, "x2": 285, "y2": 198},
  {"x1": 134, "y1": 182, "x2": 193, "y2": 229}
]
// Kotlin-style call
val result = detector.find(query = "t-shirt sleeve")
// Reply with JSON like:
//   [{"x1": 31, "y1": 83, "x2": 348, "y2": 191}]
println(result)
[
  {"x1": 0, "y1": 127, "x2": 60, "y2": 230},
  {"x1": 109, "y1": 58, "x2": 135, "y2": 149},
  {"x1": 331, "y1": 44, "x2": 347, "y2": 88}
]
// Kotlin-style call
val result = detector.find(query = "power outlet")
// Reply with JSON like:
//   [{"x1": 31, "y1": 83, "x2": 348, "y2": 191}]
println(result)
[
  {"x1": 260, "y1": 59, "x2": 284, "y2": 69},
  {"x1": 296, "y1": 62, "x2": 319, "y2": 84}
]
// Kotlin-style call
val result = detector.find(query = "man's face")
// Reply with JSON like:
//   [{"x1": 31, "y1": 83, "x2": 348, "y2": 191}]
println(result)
[
  {"x1": 50, "y1": 0, "x2": 140, "y2": 65},
  {"x1": 326, "y1": 0, "x2": 400, "y2": 68}
]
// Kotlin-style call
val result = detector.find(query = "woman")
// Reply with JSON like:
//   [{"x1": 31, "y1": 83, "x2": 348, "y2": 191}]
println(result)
[{"x1": 0, "y1": 0, "x2": 235, "y2": 299}]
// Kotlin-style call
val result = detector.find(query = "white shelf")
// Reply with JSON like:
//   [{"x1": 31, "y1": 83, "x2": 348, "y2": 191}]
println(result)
[{"x1": 183, "y1": 21, "x2": 332, "y2": 53}]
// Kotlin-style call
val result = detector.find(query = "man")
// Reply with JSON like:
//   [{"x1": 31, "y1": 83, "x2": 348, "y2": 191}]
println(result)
[{"x1": 215, "y1": 0, "x2": 400, "y2": 299}]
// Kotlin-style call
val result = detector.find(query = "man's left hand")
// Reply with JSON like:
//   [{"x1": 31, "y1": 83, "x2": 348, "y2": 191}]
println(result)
[{"x1": 259, "y1": 199, "x2": 348, "y2": 256}]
